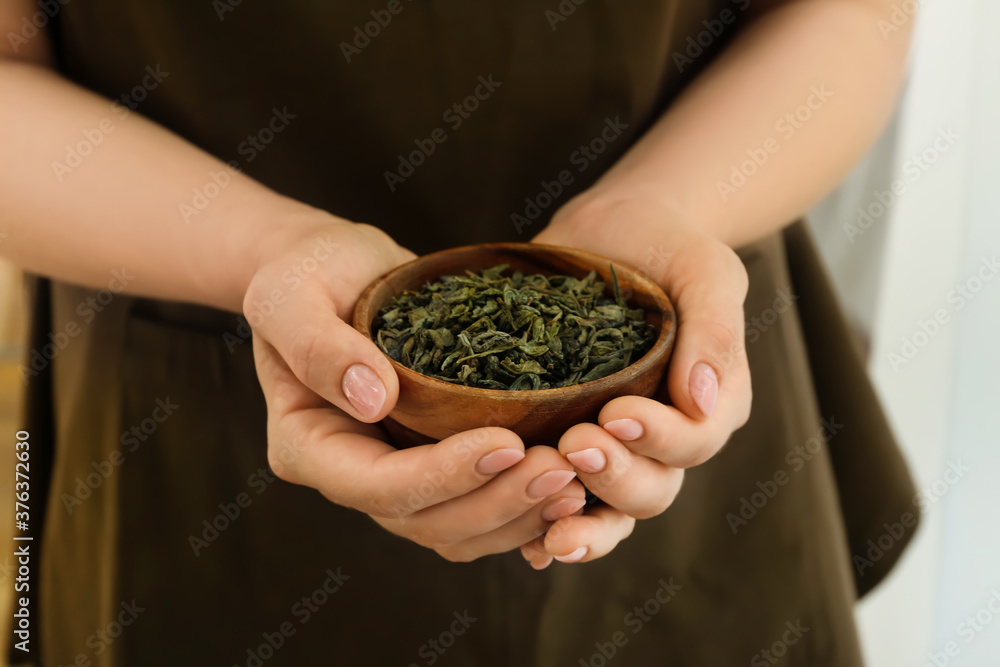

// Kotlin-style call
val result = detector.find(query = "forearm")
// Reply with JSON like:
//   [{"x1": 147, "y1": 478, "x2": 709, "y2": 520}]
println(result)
[
  {"x1": 0, "y1": 60, "x2": 328, "y2": 312},
  {"x1": 581, "y1": 0, "x2": 913, "y2": 248}
]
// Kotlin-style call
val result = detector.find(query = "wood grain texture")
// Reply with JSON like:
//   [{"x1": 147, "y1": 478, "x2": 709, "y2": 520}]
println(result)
[{"x1": 353, "y1": 243, "x2": 676, "y2": 448}]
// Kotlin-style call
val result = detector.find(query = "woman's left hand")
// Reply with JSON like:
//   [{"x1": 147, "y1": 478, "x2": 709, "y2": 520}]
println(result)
[{"x1": 520, "y1": 194, "x2": 753, "y2": 568}]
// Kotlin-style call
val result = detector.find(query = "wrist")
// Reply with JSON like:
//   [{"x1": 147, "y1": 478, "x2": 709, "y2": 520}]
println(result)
[
  {"x1": 222, "y1": 200, "x2": 346, "y2": 313},
  {"x1": 545, "y1": 187, "x2": 696, "y2": 249},
  {"x1": 553, "y1": 180, "x2": 733, "y2": 248},
  {"x1": 239, "y1": 206, "x2": 415, "y2": 322}
]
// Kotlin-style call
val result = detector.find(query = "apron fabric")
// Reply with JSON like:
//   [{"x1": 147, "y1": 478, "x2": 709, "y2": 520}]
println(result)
[{"x1": 19, "y1": 1, "x2": 918, "y2": 664}]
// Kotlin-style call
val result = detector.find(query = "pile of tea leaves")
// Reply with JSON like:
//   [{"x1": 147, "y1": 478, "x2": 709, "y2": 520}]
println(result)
[{"x1": 372, "y1": 264, "x2": 656, "y2": 390}]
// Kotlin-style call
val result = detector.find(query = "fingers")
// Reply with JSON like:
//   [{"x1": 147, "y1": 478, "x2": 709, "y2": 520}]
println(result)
[
  {"x1": 586, "y1": 237, "x2": 752, "y2": 472},
  {"x1": 521, "y1": 536, "x2": 555, "y2": 570},
  {"x1": 659, "y1": 235, "x2": 750, "y2": 423},
  {"x1": 521, "y1": 505, "x2": 636, "y2": 567},
  {"x1": 255, "y1": 335, "x2": 533, "y2": 517},
  {"x1": 245, "y1": 223, "x2": 416, "y2": 424},
  {"x1": 390, "y1": 480, "x2": 588, "y2": 562},
  {"x1": 381, "y1": 446, "x2": 579, "y2": 547},
  {"x1": 599, "y1": 393, "x2": 748, "y2": 468},
  {"x1": 558, "y1": 423, "x2": 684, "y2": 519},
  {"x1": 250, "y1": 283, "x2": 399, "y2": 423},
  {"x1": 289, "y1": 422, "x2": 531, "y2": 520}
]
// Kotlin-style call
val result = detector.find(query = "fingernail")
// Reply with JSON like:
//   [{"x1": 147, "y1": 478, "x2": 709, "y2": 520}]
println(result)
[
  {"x1": 690, "y1": 362, "x2": 718, "y2": 417},
  {"x1": 342, "y1": 363, "x2": 386, "y2": 419},
  {"x1": 602, "y1": 419, "x2": 644, "y2": 442},
  {"x1": 476, "y1": 448, "x2": 525, "y2": 475},
  {"x1": 531, "y1": 555, "x2": 554, "y2": 570},
  {"x1": 526, "y1": 470, "x2": 577, "y2": 499},
  {"x1": 541, "y1": 497, "x2": 587, "y2": 522},
  {"x1": 565, "y1": 448, "x2": 607, "y2": 473},
  {"x1": 554, "y1": 546, "x2": 588, "y2": 563}
]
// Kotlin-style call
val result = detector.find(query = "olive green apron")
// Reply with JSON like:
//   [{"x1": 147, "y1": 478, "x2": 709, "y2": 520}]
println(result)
[{"x1": 20, "y1": 1, "x2": 917, "y2": 664}]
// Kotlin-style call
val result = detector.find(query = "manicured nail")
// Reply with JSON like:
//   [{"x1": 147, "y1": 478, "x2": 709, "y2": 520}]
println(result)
[
  {"x1": 531, "y1": 555, "x2": 554, "y2": 570},
  {"x1": 476, "y1": 448, "x2": 525, "y2": 475},
  {"x1": 526, "y1": 470, "x2": 577, "y2": 499},
  {"x1": 690, "y1": 362, "x2": 718, "y2": 417},
  {"x1": 565, "y1": 448, "x2": 607, "y2": 473},
  {"x1": 541, "y1": 497, "x2": 587, "y2": 522},
  {"x1": 342, "y1": 363, "x2": 386, "y2": 418},
  {"x1": 555, "y1": 546, "x2": 588, "y2": 563},
  {"x1": 603, "y1": 419, "x2": 644, "y2": 442}
]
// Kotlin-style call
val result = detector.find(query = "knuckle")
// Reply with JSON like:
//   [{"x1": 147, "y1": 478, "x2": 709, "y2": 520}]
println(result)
[
  {"x1": 622, "y1": 516, "x2": 637, "y2": 540},
  {"x1": 735, "y1": 394, "x2": 753, "y2": 428},
  {"x1": 543, "y1": 525, "x2": 577, "y2": 553},
  {"x1": 619, "y1": 476, "x2": 679, "y2": 519},
  {"x1": 286, "y1": 328, "x2": 325, "y2": 380},
  {"x1": 520, "y1": 538, "x2": 546, "y2": 560},
  {"x1": 266, "y1": 457, "x2": 289, "y2": 481},
  {"x1": 629, "y1": 495, "x2": 672, "y2": 520},
  {"x1": 670, "y1": 438, "x2": 719, "y2": 468},
  {"x1": 584, "y1": 458, "x2": 632, "y2": 493},
  {"x1": 480, "y1": 501, "x2": 528, "y2": 531},
  {"x1": 265, "y1": 428, "x2": 309, "y2": 482},
  {"x1": 352, "y1": 222, "x2": 395, "y2": 251},
  {"x1": 266, "y1": 445, "x2": 296, "y2": 483},
  {"x1": 703, "y1": 319, "x2": 744, "y2": 354},
  {"x1": 719, "y1": 246, "x2": 750, "y2": 298},
  {"x1": 525, "y1": 445, "x2": 573, "y2": 470},
  {"x1": 456, "y1": 427, "x2": 519, "y2": 461},
  {"x1": 346, "y1": 224, "x2": 414, "y2": 284},
  {"x1": 401, "y1": 519, "x2": 463, "y2": 552},
  {"x1": 561, "y1": 479, "x2": 588, "y2": 498},
  {"x1": 242, "y1": 272, "x2": 269, "y2": 324},
  {"x1": 676, "y1": 448, "x2": 713, "y2": 469},
  {"x1": 402, "y1": 523, "x2": 443, "y2": 550},
  {"x1": 366, "y1": 493, "x2": 407, "y2": 520},
  {"x1": 699, "y1": 320, "x2": 746, "y2": 375}
]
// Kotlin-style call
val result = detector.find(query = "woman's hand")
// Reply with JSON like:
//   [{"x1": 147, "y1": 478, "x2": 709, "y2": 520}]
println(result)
[
  {"x1": 246, "y1": 215, "x2": 586, "y2": 562},
  {"x1": 521, "y1": 195, "x2": 753, "y2": 568}
]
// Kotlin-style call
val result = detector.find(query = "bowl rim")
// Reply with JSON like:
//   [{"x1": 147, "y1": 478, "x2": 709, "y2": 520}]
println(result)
[{"x1": 353, "y1": 242, "x2": 677, "y2": 397}]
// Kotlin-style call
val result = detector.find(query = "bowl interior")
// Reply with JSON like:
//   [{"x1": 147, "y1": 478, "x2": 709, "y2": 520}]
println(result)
[{"x1": 353, "y1": 243, "x2": 675, "y2": 395}]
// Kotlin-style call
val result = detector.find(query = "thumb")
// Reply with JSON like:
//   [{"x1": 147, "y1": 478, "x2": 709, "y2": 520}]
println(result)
[
  {"x1": 250, "y1": 284, "x2": 399, "y2": 423},
  {"x1": 662, "y1": 238, "x2": 749, "y2": 420}
]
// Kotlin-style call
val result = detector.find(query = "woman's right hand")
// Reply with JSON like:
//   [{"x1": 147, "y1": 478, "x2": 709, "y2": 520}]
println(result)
[{"x1": 245, "y1": 214, "x2": 585, "y2": 562}]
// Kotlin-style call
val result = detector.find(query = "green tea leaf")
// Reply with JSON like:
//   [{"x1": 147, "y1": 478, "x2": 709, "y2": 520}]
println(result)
[{"x1": 372, "y1": 263, "x2": 657, "y2": 390}]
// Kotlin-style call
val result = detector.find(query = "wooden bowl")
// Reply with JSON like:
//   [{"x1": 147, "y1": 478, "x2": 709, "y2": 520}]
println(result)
[{"x1": 352, "y1": 243, "x2": 676, "y2": 448}]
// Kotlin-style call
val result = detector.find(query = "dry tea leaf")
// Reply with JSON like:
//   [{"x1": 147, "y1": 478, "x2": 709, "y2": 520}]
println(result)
[{"x1": 373, "y1": 264, "x2": 656, "y2": 390}]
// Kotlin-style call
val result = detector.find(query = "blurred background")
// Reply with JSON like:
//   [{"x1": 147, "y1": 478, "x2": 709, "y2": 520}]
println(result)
[
  {"x1": 0, "y1": 0, "x2": 996, "y2": 664},
  {"x1": 806, "y1": 0, "x2": 999, "y2": 664}
]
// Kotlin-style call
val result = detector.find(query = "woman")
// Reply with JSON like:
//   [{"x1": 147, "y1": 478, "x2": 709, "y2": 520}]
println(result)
[{"x1": 2, "y1": 0, "x2": 918, "y2": 664}]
